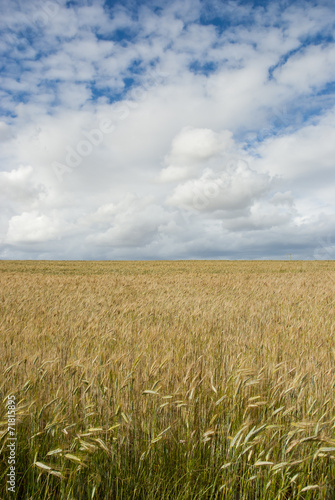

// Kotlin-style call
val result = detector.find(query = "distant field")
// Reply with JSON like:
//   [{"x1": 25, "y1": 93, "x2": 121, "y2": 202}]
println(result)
[{"x1": 1, "y1": 260, "x2": 335, "y2": 499}]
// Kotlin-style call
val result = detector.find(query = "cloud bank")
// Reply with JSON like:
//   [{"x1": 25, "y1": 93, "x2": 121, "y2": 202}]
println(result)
[{"x1": 0, "y1": 0, "x2": 335, "y2": 259}]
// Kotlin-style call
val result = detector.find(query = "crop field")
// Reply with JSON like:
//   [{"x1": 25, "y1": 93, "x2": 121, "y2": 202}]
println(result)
[{"x1": 0, "y1": 260, "x2": 335, "y2": 499}]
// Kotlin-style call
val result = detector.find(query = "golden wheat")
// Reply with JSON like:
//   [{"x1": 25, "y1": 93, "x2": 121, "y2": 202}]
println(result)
[{"x1": 0, "y1": 260, "x2": 334, "y2": 499}]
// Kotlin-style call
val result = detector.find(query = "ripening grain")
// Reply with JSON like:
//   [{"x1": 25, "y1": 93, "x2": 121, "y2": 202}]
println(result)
[{"x1": 0, "y1": 260, "x2": 335, "y2": 499}]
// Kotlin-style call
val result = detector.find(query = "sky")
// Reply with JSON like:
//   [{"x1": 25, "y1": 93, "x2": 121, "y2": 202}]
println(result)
[{"x1": 0, "y1": 0, "x2": 335, "y2": 260}]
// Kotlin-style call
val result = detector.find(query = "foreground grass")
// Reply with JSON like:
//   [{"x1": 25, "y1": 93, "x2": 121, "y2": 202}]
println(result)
[{"x1": 0, "y1": 260, "x2": 335, "y2": 499}]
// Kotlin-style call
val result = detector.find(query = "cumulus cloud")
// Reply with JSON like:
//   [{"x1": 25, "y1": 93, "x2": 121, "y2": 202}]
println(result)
[
  {"x1": 0, "y1": 0, "x2": 335, "y2": 259},
  {"x1": 0, "y1": 166, "x2": 45, "y2": 209},
  {"x1": 222, "y1": 198, "x2": 298, "y2": 232},
  {"x1": 170, "y1": 127, "x2": 233, "y2": 163},
  {"x1": 167, "y1": 160, "x2": 271, "y2": 213},
  {"x1": 5, "y1": 211, "x2": 64, "y2": 244},
  {"x1": 86, "y1": 194, "x2": 170, "y2": 248},
  {"x1": 159, "y1": 127, "x2": 234, "y2": 182},
  {"x1": 274, "y1": 44, "x2": 335, "y2": 93}
]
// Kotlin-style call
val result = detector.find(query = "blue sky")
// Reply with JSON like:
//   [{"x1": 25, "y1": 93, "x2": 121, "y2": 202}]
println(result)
[{"x1": 0, "y1": 0, "x2": 335, "y2": 259}]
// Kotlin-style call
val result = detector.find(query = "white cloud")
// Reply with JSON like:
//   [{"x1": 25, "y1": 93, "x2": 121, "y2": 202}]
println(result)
[
  {"x1": 255, "y1": 110, "x2": 335, "y2": 182},
  {"x1": 6, "y1": 211, "x2": 63, "y2": 244},
  {"x1": 86, "y1": 194, "x2": 170, "y2": 248},
  {"x1": 167, "y1": 161, "x2": 271, "y2": 212},
  {"x1": 159, "y1": 127, "x2": 234, "y2": 182},
  {"x1": 0, "y1": 165, "x2": 45, "y2": 210},
  {"x1": 169, "y1": 127, "x2": 233, "y2": 163},
  {"x1": 274, "y1": 44, "x2": 335, "y2": 92},
  {"x1": 0, "y1": 0, "x2": 335, "y2": 259},
  {"x1": 0, "y1": 121, "x2": 14, "y2": 142},
  {"x1": 222, "y1": 199, "x2": 297, "y2": 232}
]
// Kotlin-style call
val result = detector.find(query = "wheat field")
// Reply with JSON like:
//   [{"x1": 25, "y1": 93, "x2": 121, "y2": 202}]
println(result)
[{"x1": 0, "y1": 260, "x2": 335, "y2": 499}]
